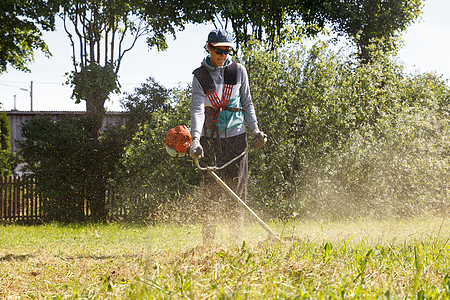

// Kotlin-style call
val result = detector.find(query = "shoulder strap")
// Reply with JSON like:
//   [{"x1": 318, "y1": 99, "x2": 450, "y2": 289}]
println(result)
[
  {"x1": 224, "y1": 60, "x2": 238, "y2": 85},
  {"x1": 192, "y1": 61, "x2": 238, "y2": 94},
  {"x1": 192, "y1": 66, "x2": 215, "y2": 94}
]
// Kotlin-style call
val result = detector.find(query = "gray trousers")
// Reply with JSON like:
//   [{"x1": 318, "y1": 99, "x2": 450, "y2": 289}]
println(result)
[{"x1": 199, "y1": 133, "x2": 248, "y2": 244}]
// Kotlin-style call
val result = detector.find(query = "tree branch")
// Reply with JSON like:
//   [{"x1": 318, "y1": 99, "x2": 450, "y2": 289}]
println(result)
[
  {"x1": 110, "y1": 15, "x2": 116, "y2": 68},
  {"x1": 62, "y1": 13, "x2": 78, "y2": 73},
  {"x1": 116, "y1": 19, "x2": 146, "y2": 74}
]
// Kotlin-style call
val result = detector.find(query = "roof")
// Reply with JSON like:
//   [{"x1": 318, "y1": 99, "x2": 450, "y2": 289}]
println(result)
[{"x1": 3, "y1": 110, "x2": 125, "y2": 115}]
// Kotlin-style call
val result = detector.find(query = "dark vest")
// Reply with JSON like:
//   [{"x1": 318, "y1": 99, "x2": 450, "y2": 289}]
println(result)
[
  {"x1": 192, "y1": 60, "x2": 243, "y2": 134},
  {"x1": 192, "y1": 60, "x2": 238, "y2": 95}
]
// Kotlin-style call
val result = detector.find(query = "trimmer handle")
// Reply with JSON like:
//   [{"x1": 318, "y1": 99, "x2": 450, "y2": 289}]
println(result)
[
  {"x1": 194, "y1": 146, "x2": 255, "y2": 172},
  {"x1": 192, "y1": 147, "x2": 204, "y2": 158}
]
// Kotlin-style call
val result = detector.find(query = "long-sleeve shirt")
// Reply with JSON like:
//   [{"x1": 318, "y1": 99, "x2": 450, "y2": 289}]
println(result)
[{"x1": 190, "y1": 56, "x2": 259, "y2": 139}]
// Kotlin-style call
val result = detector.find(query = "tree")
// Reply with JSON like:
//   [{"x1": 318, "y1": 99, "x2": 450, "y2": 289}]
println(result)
[
  {"x1": 241, "y1": 40, "x2": 449, "y2": 219},
  {"x1": 19, "y1": 115, "x2": 126, "y2": 222},
  {"x1": 57, "y1": 0, "x2": 210, "y2": 221},
  {"x1": 325, "y1": 0, "x2": 423, "y2": 63},
  {"x1": 207, "y1": 0, "x2": 331, "y2": 52},
  {"x1": 0, "y1": 0, "x2": 59, "y2": 73},
  {"x1": 121, "y1": 77, "x2": 172, "y2": 138},
  {"x1": 206, "y1": 0, "x2": 422, "y2": 62},
  {"x1": 0, "y1": 112, "x2": 11, "y2": 176},
  {"x1": 60, "y1": 0, "x2": 205, "y2": 137}
]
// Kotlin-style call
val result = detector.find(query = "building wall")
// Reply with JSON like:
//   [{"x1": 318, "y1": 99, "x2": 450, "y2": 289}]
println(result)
[{"x1": 5, "y1": 111, "x2": 125, "y2": 152}]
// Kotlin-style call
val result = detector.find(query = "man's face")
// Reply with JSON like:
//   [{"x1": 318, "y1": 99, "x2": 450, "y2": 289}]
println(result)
[{"x1": 208, "y1": 44, "x2": 233, "y2": 67}]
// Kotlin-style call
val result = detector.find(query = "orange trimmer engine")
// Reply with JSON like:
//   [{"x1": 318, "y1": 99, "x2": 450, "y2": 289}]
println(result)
[{"x1": 165, "y1": 125, "x2": 192, "y2": 158}]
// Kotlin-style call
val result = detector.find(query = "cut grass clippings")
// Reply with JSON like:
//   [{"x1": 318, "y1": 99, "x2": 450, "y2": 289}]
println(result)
[{"x1": 1, "y1": 218, "x2": 449, "y2": 299}]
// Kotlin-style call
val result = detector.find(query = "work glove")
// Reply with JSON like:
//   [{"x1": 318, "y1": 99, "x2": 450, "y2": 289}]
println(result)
[
  {"x1": 190, "y1": 138, "x2": 204, "y2": 160},
  {"x1": 251, "y1": 129, "x2": 267, "y2": 149}
]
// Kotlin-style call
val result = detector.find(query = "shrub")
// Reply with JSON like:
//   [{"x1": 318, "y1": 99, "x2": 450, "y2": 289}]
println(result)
[
  {"x1": 302, "y1": 105, "x2": 449, "y2": 219},
  {"x1": 109, "y1": 86, "x2": 203, "y2": 222},
  {"x1": 110, "y1": 42, "x2": 450, "y2": 222},
  {"x1": 0, "y1": 112, "x2": 11, "y2": 176},
  {"x1": 19, "y1": 116, "x2": 126, "y2": 222},
  {"x1": 243, "y1": 41, "x2": 449, "y2": 219}
]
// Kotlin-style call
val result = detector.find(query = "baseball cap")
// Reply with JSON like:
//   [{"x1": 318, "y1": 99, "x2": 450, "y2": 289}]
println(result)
[{"x1": 207, "y1": 29, "x2": 234, "y2": 48}]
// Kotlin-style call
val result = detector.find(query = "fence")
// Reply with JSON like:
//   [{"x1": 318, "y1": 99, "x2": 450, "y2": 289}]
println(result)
[
  {"x1": 0, "y1": 176, "x2": 41, "y2": 224},
  {"x1": 0, "y1": 176, "x2": 127, "y2": 224}
]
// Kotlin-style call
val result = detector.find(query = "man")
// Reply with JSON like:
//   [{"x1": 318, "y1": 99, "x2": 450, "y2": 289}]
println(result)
[{"x1": 190, "y1": 29, "x2": 266, "y2": 244}]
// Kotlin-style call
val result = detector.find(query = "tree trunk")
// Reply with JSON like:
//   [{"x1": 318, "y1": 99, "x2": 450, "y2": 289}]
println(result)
[
  {"x1": 85, "y1": 94, "x2": 108, "y2": 222},
  {"x1": 85, "y1": 94, "x2": 106, "y2": 140}
]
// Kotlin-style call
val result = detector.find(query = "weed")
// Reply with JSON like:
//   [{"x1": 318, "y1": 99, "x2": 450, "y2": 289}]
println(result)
[{"x1": 0, "y1": 218, "x2": 449, "y2": 298}]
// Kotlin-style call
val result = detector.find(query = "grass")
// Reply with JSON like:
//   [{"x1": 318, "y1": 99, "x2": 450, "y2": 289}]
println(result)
[{"x1": 1, "y1": 217, "x2": 449, "y2": 299}]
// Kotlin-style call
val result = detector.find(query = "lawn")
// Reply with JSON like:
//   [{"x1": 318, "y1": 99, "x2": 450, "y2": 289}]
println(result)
[{"x1": 1, "y1": 217, "x2": 449, "y2": 299}]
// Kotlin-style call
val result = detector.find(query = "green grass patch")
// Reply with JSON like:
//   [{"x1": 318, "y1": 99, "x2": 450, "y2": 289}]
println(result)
[{"x1": 1, "y1": 218, "x2": 449, "y2": 298}]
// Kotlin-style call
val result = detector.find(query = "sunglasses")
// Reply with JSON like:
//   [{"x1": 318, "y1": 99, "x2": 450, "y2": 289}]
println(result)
[{"x1": 210, "y1": 45, "x2": 234, "y2": 55}]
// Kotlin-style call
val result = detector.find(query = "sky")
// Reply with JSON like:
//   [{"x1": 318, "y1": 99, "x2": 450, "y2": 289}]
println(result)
[{"x1": 0, "y1": 0, "x2": 449, "y2": 112}]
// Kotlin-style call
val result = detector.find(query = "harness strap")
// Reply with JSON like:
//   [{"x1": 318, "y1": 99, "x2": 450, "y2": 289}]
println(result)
[
  {"x1": 223, "y1": 60, "x2": 238, "y2": 85},
  {"x1": 192, "y1": 65, "x2": 215, "y2": 94},
  {"x1": 193, "y1": 61, "x2": 239, "y2": 117},
  {"x1": 223, "y1": 106, "x2": 244, "y2": 112},
  {"x1": 206, "y1": 90, "x2": 221, "y2": 109},
  {"x1": 211, "y1": 106, "x2": 244, "y2": 122}
]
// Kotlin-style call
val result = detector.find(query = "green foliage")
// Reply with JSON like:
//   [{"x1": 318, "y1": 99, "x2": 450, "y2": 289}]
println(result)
[
  {"x1": 67, "y1": 63, "x2": 120, "y2": 104},
  {"x1": 4, "y1": 219, "x2": 450, "y2": 298},
  {"x1": 200, "y1": 0, "x2": 423, "y2": 60},
  {"x1": 325, "y1": 0, "x2": 423, "y2": 62},
  {"x1": 112, "y1": 40, "x2": 448, "y2": 222},
  {"x1": 243, "y1": 40, "x2": 449, "y2": 219},
  {"x1": 18, "y1": 116, "x2": 126, "y2": 222},
  {"x1": 0, "y1": 0, "x2": 59, "y2": 73},
  {"x1": 0, "y1": 112, "x2": 11, "y2": 176},
  {"x1": 110, "y1": 85, "x2": 202, "y2": 222},
  {"x1": 207, "y1": 0, "x2": 330, "y2": 51},
  {"x1": 120, "y1": 77, "x2": 172, "y2": 138}
]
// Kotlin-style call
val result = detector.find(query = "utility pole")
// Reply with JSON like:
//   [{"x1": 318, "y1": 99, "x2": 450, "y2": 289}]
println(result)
[
  {"x1": 30, "y1": 81, "x2": 33, "y2": 111},
  {"x1": 20, "y1": 81, "x2": 33, "y2": 111}
]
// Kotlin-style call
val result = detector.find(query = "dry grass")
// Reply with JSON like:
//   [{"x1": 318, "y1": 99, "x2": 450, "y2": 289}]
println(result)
[{"x1": 1, "y1": 217, "x2": 449, "y2": 299}]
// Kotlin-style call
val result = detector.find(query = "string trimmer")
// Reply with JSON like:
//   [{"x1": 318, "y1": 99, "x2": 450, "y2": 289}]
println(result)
[
  {"x1": 194, "y1": 146, "x2": 282, "y2": 242},
  {"x1": 165, "y1": 125, "x2": 295, "y2": 242}
]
